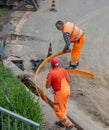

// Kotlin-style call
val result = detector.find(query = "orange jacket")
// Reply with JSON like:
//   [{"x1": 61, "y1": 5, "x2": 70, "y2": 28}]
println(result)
[
  {"x1": 63, "y1": 22, "x2": 83, "y2": 42},
  {"x1": 46, "y1": 68, "x2": 70, "y2": 92}
]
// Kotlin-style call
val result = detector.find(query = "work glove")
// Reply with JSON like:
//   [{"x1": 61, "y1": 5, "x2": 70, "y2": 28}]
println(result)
[{"x1": 63, "y1": 44, "x2": 70, "y2": 53}]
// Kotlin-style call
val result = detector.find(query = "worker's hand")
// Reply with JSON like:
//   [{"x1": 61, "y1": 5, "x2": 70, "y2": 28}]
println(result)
[{"x1": 63, "y1": 44, "x2": 69, "y2": 53}]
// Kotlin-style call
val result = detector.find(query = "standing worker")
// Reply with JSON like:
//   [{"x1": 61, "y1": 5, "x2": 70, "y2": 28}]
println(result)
[
  {"x1": 46, "y1": 58, "x2": 74, "y2": 130},
  {"x1": 55, "y1": 20, "x2": 86, "y2": 69}
]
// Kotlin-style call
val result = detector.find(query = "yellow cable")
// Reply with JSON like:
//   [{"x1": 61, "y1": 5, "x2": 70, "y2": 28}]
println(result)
[
  {"x1": 35, "y1": 82, "x2": 41, "y2": 97},
  {"x1": 34, "y1": 49, "x2": 95, "y2": 100},
  {"x1": 67, "y1": 69, "x2": 95, "y2": 78},
  {"x1": 34, "y1": 50, "x2": 71, "y2": 97},
  {"x1": 41, "y1": 79, "x2": 49, "y2": 104},
  {"x1": 34, "y1": 50, "x2": 71, "y2": 83}
]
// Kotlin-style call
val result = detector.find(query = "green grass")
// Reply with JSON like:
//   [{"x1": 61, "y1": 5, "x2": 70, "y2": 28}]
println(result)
[{"x1": 0, "y1": 63, "x2": 43, "y2": 129}]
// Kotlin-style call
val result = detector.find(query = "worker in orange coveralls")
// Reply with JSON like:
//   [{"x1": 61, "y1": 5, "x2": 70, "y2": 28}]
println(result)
[
  {"x1": 46, "y1": 58, "x2": 74, "y2": 130},
  {"x1": 55, "y1": 20, "x2": 86, "y2": 69}
]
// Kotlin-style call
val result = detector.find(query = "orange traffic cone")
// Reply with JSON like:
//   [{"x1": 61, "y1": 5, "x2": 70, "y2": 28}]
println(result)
[{"x1": 49, "y1": 0, "x2": 57, "y2": 12}]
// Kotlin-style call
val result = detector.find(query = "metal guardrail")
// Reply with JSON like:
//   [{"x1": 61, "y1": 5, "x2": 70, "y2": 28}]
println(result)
[{"x1": 0, "y1": 107, "x2": 40, "y2": 130}]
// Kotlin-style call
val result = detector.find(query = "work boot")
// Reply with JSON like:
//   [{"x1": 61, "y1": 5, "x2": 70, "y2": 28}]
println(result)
[
  {"x1": 66, "y1": 125, "x2": 75, "y2": 130},
  {"x1": 55, "y1": 121, "x2": 65, "y2": 128},
  {"x1": 69, "y1": 62, "x2": 79, "y2": 69}
]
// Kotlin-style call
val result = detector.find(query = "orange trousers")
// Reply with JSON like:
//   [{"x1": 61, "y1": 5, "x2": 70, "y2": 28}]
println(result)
[
  {"x1": 53, "y1": 78, "x2": 73, "y2": 127},
  {"x1": 71, "y1": 35, "x2": 86, "y2": 64}
]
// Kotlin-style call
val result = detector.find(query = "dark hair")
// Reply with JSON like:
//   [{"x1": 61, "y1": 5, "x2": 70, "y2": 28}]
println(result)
[{"x1": 55, "y1": 20, "x2": 64, "y2": 27}]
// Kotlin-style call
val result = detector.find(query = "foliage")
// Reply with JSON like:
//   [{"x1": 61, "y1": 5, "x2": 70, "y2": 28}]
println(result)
[{"x1": 0, "y1": 63, "x2": 43, "y2": 130}]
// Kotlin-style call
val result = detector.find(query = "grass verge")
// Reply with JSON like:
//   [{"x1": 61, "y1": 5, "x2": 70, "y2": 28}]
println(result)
[{"x1": 0, "y1": 63, "x2": 43, "y2": 130}]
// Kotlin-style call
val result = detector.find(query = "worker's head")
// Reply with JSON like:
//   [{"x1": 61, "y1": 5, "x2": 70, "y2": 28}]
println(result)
[
  {"x1": 51, "y1": 58, "x2": 60, "y2": 68},
  {"x1": 55, "y1": 20, "x2": 64, "y2": 31}
]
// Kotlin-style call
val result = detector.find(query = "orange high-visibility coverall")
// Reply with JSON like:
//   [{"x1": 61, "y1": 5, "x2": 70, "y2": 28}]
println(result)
[
  {"x1": 63, "y1": 22, "x2": 86, "y2": 64},
  {"x1": 46, "y1": 68, "x2": 73, "y2": 127}
]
